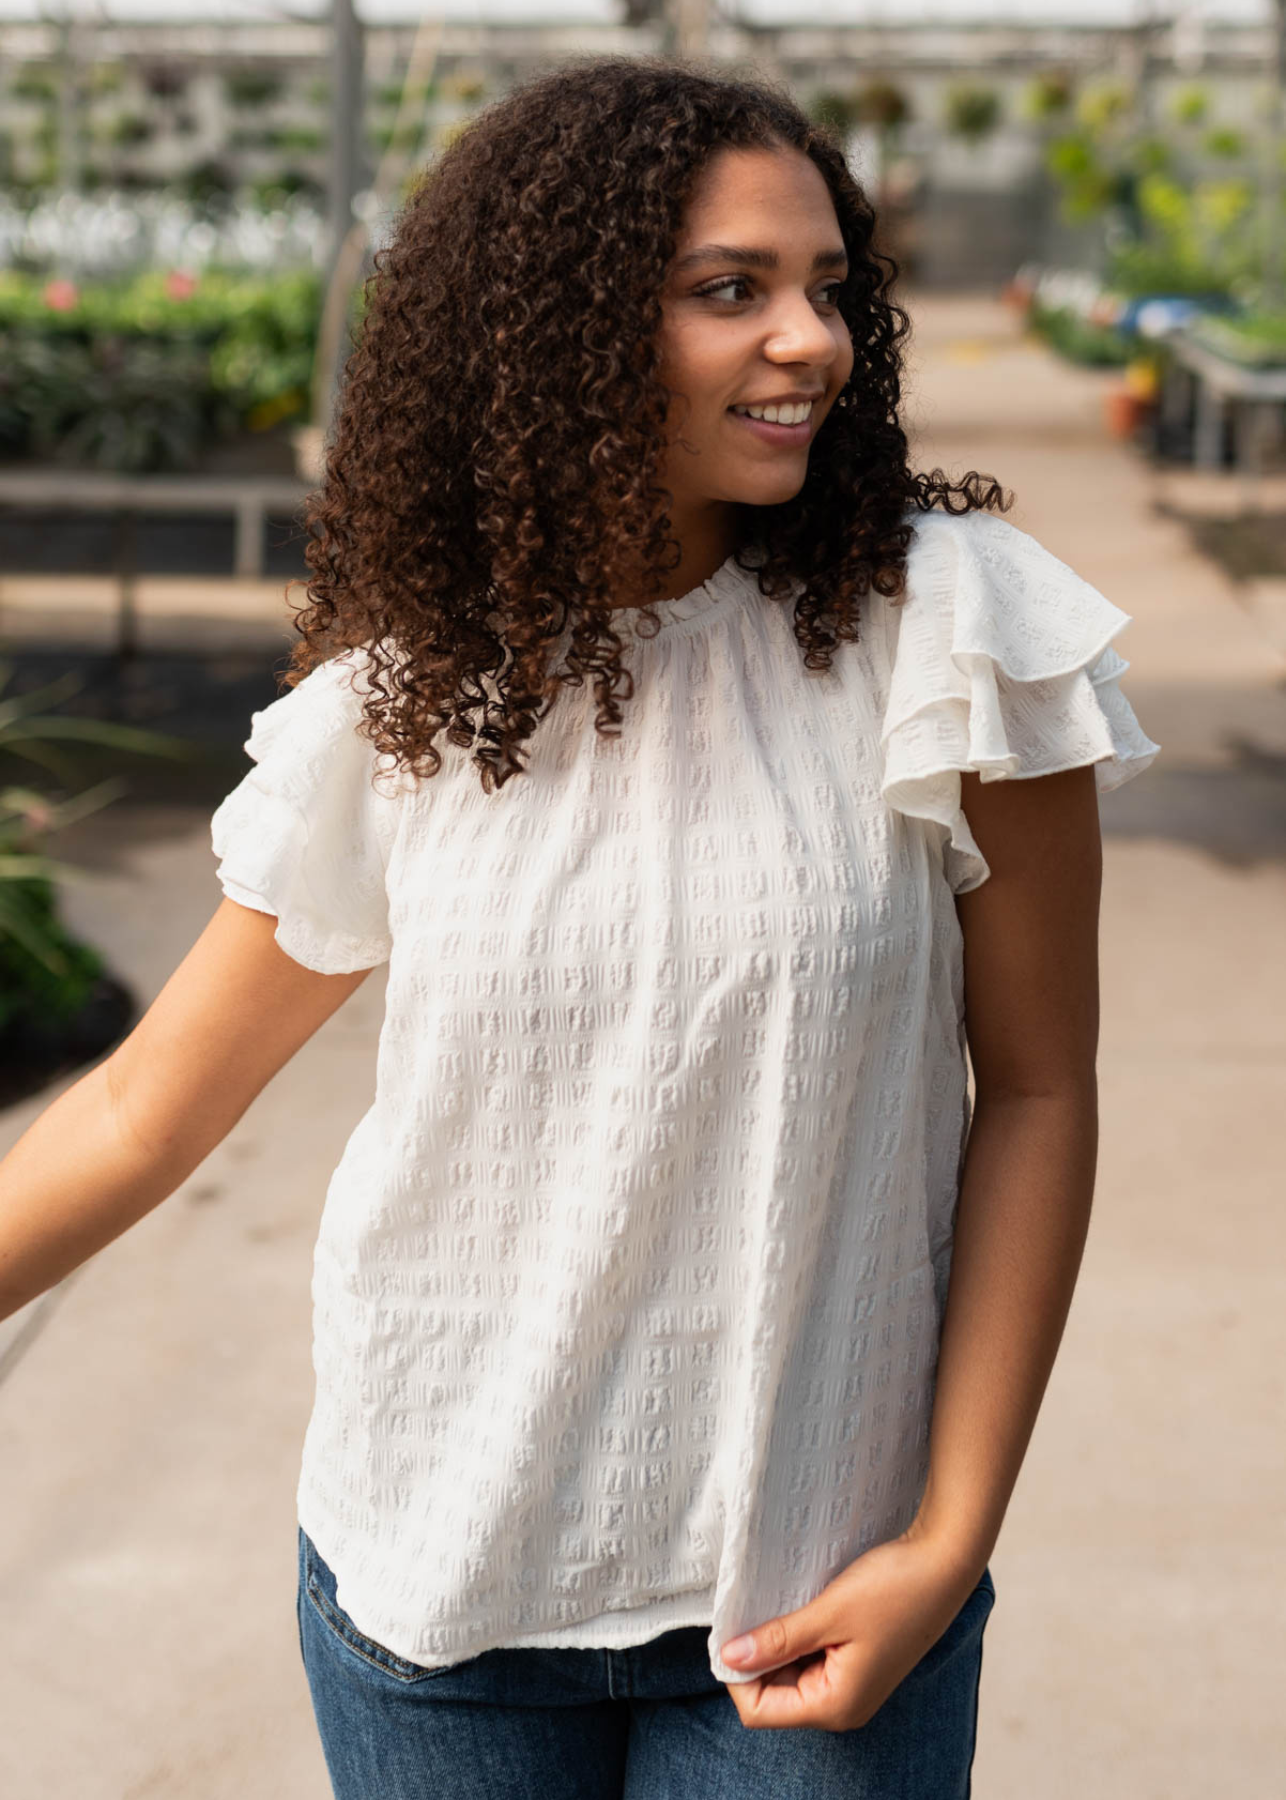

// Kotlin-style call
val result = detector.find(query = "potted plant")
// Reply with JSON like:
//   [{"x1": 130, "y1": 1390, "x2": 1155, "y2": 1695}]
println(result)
[{"x1": 0, "y1": 658, "x2": 204, "y2": 1107}]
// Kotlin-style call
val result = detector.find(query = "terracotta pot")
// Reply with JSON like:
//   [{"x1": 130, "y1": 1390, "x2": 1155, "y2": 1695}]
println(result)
[{"x1": 1105, "y1": 389, "x2": 1147, "y2": 438}]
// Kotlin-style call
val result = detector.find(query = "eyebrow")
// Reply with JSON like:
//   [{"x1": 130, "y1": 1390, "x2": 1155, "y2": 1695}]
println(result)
[{"x1": 672, "y1": 243, "x2": 850, "y2": 276}]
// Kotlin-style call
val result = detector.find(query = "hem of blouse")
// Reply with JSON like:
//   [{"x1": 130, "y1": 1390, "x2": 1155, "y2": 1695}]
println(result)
[
  {"x1": 295, "y1": 1502, "x2": 718, "y2": 1667},
  {"x1": 218, "y1": 877, "x2": 391, "y2": 974},
  {"x1": 482, "y1": 1589, "x2": 718, "y2": 1655}
]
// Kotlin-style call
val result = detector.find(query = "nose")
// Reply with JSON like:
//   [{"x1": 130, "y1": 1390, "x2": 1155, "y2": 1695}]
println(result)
[{"x1": 762, "y1": 291, "x2": 843, "y2": 369}]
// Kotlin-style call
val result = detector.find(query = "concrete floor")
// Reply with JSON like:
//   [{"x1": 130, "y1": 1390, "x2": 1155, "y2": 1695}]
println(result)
[{"x1": 0, "y1": 289, "x2": 1282, "y2": 1798}]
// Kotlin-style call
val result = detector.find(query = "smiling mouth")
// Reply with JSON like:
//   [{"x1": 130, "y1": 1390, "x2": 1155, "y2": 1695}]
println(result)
[{"x1": 726, "y1": 403, "x2": 816, "y2": 442}]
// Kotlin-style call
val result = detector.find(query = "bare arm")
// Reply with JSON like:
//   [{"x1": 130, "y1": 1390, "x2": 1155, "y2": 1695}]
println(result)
[
  {"x1": 908, "y1": 761, "x2": 1103, "y2": 1576},
  {"x1": 0, "y1": 897, "x2": 377, "y2": 1324}
]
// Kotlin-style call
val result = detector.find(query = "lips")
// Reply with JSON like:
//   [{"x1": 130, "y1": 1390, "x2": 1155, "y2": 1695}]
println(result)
[
  {"x1": 727, "y1": 408, "x2": 815, "y2": 445},
  {"x1": 730, "y1": 395, "x2": 825, "y2": 409}
]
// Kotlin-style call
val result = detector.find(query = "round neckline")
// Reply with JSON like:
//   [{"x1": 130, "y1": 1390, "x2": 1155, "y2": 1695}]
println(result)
[{"x1": 607, "y1": 549, "x2": 757, "y2": 641}]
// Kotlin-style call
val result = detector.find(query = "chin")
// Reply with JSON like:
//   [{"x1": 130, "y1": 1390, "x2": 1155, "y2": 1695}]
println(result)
[{"x1": 728, "y1": 470, "x2": 809, "y2": 508}]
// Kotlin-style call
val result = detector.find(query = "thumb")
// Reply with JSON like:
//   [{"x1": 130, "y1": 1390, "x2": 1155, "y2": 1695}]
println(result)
[{"x1": 721, "y1": 1596, "x2": 830, "y2": 1671}]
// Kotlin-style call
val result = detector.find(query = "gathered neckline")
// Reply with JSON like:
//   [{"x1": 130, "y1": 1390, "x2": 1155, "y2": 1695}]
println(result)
[{"x1": 608, "y1": 549, "x2": 761, "y2": 641}]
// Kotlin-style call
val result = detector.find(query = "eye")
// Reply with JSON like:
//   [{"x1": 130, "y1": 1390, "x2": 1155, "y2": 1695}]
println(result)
[{"x1": 693, "y1": 275, "x2": 847, "y2": 308}]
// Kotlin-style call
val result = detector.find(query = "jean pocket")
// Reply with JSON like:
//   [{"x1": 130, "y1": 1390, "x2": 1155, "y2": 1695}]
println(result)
[{"x1": 300, "y1": 1527, "x2": 452, "y2": 1686}]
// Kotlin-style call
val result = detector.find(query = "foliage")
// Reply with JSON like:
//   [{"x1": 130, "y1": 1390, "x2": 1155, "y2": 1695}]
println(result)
[
  {"x1": 1106, "y1": 172, "x2": 1257, "y2": 297},
  {"x1": 265, "y1": 126, "x2": 325, "y2": 155},
  {"x1": 374, "y1": 79, "x2": 436, "y2": 111},
  {"x1": 1203, "y1": 127, "x2": 1246, "y2": 160},
  {"x1": 86, "y1": 64, "x2": 124, "y2": 99},
  {"x1": 809, "y1": 89, "x2": 858, "y2": 137},
  {"x1": 942, "y1": 84, "x2": 1002, "y2": 145},
  {"x1": 1045, "y1": 130, "x2": 1125, "y2": 219},
  {"x1": 223, "y1": 68, "x2": 283, "y2": 110},
  {"x1": 446, "y1": 72, "x2": 486, "y2": 103},
  {"x1": 1, "y1": 335, "x2": 218, "y2": 470},
  {"x1": 174, "y1": 159, "x2": 236, "y2": 208},
  {"x1": 0, "y1": 266, "x2": 323, "y2": 470},
  {"x1": 106, "y1": 113, "x2": 154, "y2": 148},
  {"x1": 9, "y1": 70, "x2": 57, "y2": 106},
  {"x1": 0, "y1": 659, "x2": 199, "y2": 1029},
  {"x1": 0, "y1": 866, "x2": 105, "y2": 1032},
  {"x1": 1076, "y1": 81, "x2": 1133, "y2": 133},
  {"x1": 1021, "y1": 70, "x2": 1073, "y2": 123},
  {"x1": 1028, "y1": 297, "x2": 1133, "y2": 366},
  {"x1": 1170, "y1": 84, "x2": 1209, "y2": 128},
  {"x1": 370, "y1": 121, "x2": 426, "y2": 155},
  {"x1": 246, "y1": 169, "x2": 324, "y2": 208},
  {"x1": 1040, "y1": 66, "x2": 1272, "y2": 303},
  {"x1": 1185, "y1": 309, "x2": 1286, "y2": 367},
  {"x1": 854, "y1": 78, "x2": 910, "y2": 131}
]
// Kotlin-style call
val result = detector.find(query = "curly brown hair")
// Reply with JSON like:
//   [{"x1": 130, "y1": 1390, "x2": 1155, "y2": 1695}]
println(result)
[{"x1": 286, "y1": 53, "x2": 1013, "y2": 792}]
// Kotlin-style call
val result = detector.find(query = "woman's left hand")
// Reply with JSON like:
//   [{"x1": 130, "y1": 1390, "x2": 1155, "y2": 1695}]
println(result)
[{"x1": 719, "y1": 1523, "x2": 985, "y2": 1733}]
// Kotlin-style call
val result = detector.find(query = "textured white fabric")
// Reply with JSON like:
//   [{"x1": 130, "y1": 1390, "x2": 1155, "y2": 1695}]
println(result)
[{"x1": 209, "y1": 504, "x2": 1159, "y2": 1683}]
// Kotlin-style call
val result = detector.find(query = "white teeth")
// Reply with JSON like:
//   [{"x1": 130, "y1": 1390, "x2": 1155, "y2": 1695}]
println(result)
[{"x1": 732, "y1": 400, "x2": 813, "y2": 425}]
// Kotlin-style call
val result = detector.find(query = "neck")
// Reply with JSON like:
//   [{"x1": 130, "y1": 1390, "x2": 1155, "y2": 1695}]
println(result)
[{"x1": 605, "y1": 508, "x2": 740, "y2": 611}]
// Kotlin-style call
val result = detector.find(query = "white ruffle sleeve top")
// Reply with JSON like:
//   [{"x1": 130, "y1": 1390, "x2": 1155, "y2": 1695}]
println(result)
[{"x1": 210, "y1": 503, "x2": 1160, "y2": 1684}]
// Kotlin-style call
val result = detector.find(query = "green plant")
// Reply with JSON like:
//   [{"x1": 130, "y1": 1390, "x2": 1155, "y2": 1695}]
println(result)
[
  {"x1": 175, "y1": 158, "x2": 235, "y2": 208},
  {"x1": 0, "y1": 661, "x2": 200, "y2": 1025},
  {"x1": 1104, "y1": 171, "x2": 1257, "y2": 297},
  {"x1": 1170, "y1": 83, "x2": 1209, "y2": 129},
  {"x1": 369, "y1": 121, "x2": 425, "y2": 155},
  {"x1": 85, "y1": 63, "x2": 124, "y2": 99},
  {"x1": 809, "y1": 89, "x2": 858, "y2": 137},
  {"x1": 0, "y1": 859, "x2": 105, "y2": 1034},
  {"x1": 446, "y1": 72, "x2": 485, "y2": 103},
  {"x1": 247, "y1": 168, "x2": 323, "y2": 207},
  {"x1": 107, "y1": 113, "x2": 153, "y2": 148},
  {"x1": 1045, "y1": 130, "x2": 1122, "y2": 219},
  {"x1": 851, "y1": 78, "x2": 911, "y2": 204},
  {"x1": 12, "y1": 335, "x2": 215, "y2": 472},
  {"x1": 228, "y1": 127, "x2": 276, "y2": 153},
  {"x1": 855, "y1": 77, "x2": 909, "y2": 131},
  {"x1": 1203, "y1": 127, "x2": 1246, "y2": 160},
  {"x1": 142, "y1": 63, "x2": 189, "y2": 103},
  {"x1": 943, "y1": 83, "x2": 1002, "y2": 145},
  {"x1": 9, "y1": 70, "x2": 57, "y2": 105},
  {"x1": 1076, "y1": 81, "x2": 1133, "y2": 133},
  {"x1": 1186, "y1": 309, "x2": 1286, "y2": 365},
  {"x1": 223, "y1": 67, "x2": 283, "y2": 110},
  {"x1": 266, "y1": 125, "x2": 325, "y2": 154},
  {"x1": 0, "y1": 267, "x2": 324, "y2": 468},
  {"x1": 1021, "y1": 70, "x2": 1073, "y2": 123},
  {"x1": 1028, "y1": 298, "x2": 1134, "y2": 366}
]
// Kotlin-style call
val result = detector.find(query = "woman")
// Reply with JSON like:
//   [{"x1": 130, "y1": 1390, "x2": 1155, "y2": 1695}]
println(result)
[{"x1": 0, "y1": 55, "x2": 1160, "y2": 1799}]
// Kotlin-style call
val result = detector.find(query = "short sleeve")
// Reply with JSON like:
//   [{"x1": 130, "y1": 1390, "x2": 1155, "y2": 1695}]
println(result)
[
  {"x1": 880, "y1": 509, "x2": 1162, "y2": 895},
  {"x1": 209, "y1": 648, "x2": 401, "y2": 973}
]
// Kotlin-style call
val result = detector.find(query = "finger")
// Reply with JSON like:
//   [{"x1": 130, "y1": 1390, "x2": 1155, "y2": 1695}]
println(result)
[{"x1": 727, "y1": 1660, "x2": 835, "y2": 1731}]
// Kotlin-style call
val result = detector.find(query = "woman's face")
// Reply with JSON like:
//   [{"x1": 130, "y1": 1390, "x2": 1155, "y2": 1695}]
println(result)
[{"x1": 656, "y1": 144, "x2": 856, "y2": 528}]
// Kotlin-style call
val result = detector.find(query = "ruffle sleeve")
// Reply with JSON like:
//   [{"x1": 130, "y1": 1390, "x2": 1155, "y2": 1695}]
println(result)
[
  {"x1": 880, "y1": 508, "x2": 1161, "y2": 895},
  {"x1": 209, "y1": 648, "x2": 402, "y2": 973}
]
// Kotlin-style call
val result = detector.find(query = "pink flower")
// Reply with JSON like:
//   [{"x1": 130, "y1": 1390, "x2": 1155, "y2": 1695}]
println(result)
[
  {"x1": 164, "y1": 269, "x2": 198, "y2": 301},
  {"x1": 43, "y1": 278, "x2": 79, "y2": 312}
]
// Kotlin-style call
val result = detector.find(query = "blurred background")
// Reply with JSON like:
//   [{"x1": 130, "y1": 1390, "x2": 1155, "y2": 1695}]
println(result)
[{"x1": 0, "y1": 3, "x2": 1282, "y2": 1797}]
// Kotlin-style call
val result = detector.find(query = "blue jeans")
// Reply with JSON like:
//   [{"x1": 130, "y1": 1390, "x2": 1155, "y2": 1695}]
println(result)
[{"x1": 297, "y1": 1524, "x2": 994, "y2": 1799}]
